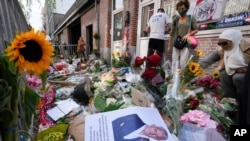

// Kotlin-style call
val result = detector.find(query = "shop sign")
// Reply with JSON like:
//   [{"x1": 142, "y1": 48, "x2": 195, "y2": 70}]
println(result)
[{"x1": 216, "y1": 11, "x2": 250, "y2": 28}]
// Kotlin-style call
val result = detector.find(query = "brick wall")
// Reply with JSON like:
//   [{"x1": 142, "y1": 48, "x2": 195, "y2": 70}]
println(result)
[
  {"x1": 81, "y1": 8, "x2": 96, "y2": 40},
  {"x1": 99, "y1": 0, "x2": 112, "y2": 48},
  {"x1": 124, "y1": 0, "x2": 139, "y2": 47},
  {"x1": 165, "y1": 34, "x2": 250, "y2": 73}
]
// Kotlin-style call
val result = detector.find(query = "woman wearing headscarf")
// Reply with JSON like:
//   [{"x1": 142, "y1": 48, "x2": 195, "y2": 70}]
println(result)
[
  {"x1": 217, "y1": 29, "x2": 248, "y2": 99},
  {"x1": 198, "y1": 29, "x2": 250, "y2": 123}
]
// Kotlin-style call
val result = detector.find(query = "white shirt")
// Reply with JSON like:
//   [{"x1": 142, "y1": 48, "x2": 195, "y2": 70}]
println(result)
[{"x1": 147, "y1": 12, "x2": 171, "y2": 40}]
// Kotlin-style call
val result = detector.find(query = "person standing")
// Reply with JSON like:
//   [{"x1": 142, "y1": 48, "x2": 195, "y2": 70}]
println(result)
[
  {"x1": 77, "y1": 36, "x2": 86, "y2": 59},
  {"x1": 146, "y1": 8, "x2": 171, "y2": 65},
  {"x1": 167, "y1": 0, "x2": 198, "y2": 71}
]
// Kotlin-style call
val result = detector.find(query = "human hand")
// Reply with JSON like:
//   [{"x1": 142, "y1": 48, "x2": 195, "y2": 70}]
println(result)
[{"x1": 182, "y1": 34, "x2": 189, "y2": 41}]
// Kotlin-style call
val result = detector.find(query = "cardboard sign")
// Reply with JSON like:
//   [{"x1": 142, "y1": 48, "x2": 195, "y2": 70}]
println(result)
[{"x1": 131, "y1": 87, "x2": 154, "y2": 107}]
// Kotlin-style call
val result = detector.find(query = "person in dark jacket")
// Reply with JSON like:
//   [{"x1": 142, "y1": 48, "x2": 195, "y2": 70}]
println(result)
[{"x1": 238, "y1": 61, "x2": 250, "y2": 125}]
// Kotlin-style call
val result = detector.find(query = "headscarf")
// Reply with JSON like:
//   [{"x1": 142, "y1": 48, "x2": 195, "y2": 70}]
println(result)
[{"x1": 219, "y1": 29, "x2": 247, "y2": 75}]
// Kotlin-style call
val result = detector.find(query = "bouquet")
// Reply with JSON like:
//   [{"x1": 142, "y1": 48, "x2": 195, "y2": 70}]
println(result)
[
  {"x1": 111, "y1": 51, "x2": 131, "y2": 68},
  {"x1": 179, "y1": 56, "x2": 205, "y2": 92}
]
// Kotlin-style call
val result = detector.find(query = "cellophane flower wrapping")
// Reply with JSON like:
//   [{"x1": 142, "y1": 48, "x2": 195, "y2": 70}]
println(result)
[{"x1": 164, "y1": 68, "x2": 184, "y2": 137}]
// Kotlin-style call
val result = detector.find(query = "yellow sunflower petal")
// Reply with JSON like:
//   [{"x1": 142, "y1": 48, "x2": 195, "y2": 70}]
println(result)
[
  {"x1": 189, "y1": 62, "x2": 200, "y2": 73},
  {"x1": 194, "y1": 69, "x2": 205, "y2": 76}
]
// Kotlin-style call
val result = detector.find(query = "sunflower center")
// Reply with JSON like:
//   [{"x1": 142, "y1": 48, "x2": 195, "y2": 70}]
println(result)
[{"x1": 20, "y1": 40, "x2": 43, "y2": 62}]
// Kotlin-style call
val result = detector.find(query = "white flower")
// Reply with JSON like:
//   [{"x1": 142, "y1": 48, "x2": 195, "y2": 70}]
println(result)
[{"x1": 106, "y1": 98, "x2": 117, "y2": 105}]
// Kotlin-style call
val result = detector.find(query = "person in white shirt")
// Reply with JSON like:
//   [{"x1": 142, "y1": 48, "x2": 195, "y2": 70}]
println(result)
[{"x1": 146, "y1": 8, "x2": 171, "y2": 65}]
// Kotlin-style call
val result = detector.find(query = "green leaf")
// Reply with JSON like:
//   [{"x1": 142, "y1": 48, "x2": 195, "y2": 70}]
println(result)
[
  {"x1": 23, "y1": 86, "x2": 40, "y2": 126},
  {"x1": 93, "y1": 95, "x2": 106, "y2": 112},
  {"x1": 37, "y1": 124, "x2": 68, "y2": 141},
  {"x1": 40, "y1": 71, "x2": 47, "y2": 90},
  {"x1": 1, "y1": 54, "x2": 17, "y2": 75}
]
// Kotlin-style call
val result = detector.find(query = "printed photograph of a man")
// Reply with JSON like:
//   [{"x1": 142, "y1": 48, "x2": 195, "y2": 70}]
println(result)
[{"x1": 112, "y1": 114, "x2": 168, "y2": 141}]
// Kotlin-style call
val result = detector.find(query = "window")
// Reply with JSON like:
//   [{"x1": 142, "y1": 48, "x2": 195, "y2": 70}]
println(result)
[
  {"x1": 163, "y1": 0, "x2": 176, "y2": 19},
  {"x1": 140, "y1": 3, "x2": 154, "y2": 37},
  {"x1": 113, "y1": 0, "x2": 123, "y2": 10},
  {"x1": 113, "y1": 11, "x2": 123, "y2": 41}
]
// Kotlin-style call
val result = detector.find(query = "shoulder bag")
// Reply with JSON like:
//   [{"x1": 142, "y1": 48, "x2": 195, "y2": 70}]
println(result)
[{"x1": 173, "y1": 16, "x2": 188, "y2": 50}]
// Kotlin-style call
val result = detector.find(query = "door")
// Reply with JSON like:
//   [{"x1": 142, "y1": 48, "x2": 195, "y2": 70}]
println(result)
[
  {"x1": 111, "y1": 0, "x2": 124, "y2": 55},
  {"x1": 86, "y1": 24, "x2": 93, "y2": 55},
  {"x1": 137, "y1": 1, "x2": 155, "y2": 57}
]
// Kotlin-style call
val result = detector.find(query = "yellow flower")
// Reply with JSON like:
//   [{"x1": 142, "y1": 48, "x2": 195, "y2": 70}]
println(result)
[
  {"x1": 5, "y1": 29, "x2": 54, "y2": 75},
  {"x1": 188, "y1": 62, "x2": 200, "y2": 73},
  {"x1": 111, "y1": 53, "x2": 115, "y2": 58},
  {"x1": 196, "y1": 49, "x2": 203, "y2": 57},
  {"x1": 116, "y1": 51, "x2": 120, "y2": 57},
  {"x1": 212, "y1": 70, "x2": 220, "y2": 79},
  {"x1": 89, "y1": 97, "x2": 94, "y2": 104},
  {"x1": 194, "y1": 69, "x2": 205, "y2": 76}
]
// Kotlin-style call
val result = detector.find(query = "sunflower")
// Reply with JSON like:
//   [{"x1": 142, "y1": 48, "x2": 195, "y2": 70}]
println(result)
[
  {"x1": 111, "y1": 52, "x2": 115, "y2": 58},
  {"x1": 5, "y1": 29, "x2": 54, "y2": 75},
  {"x1": 194, "y1": 69, "x2": 205, "y2": 76},
  {"x1": 188, "y1": 62, "x2": 200, "y2": 73},
  {"x1": 212, "y1": 70, "x2": 220, "y2": 79},
  {"x1": 196, "y1": 49, "x2": 203, "y2": 57},
  {"x1": 116, "y1": 51, "x2": 120, "y2": 57}
]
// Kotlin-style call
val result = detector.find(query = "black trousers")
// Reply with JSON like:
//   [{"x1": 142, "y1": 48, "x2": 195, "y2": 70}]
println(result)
[{"x1": 147, "y1": 38, "x2": 165, "y2": 67}]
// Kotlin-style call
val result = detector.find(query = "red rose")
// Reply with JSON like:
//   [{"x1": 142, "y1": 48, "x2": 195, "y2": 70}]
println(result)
[
  {"x1": 134, "y1": 56, "x2": 146, "y2": 67},
  {"x1": 216, "y1": 124, "x2": 225, "y2": 132},
  {"x1": 142, "y1": 68, "x2": 158, "y2": 81},
  {"x1": 189, "y1": 99, "x2": 199, "y2": 109},
  {"x1": 147, "y1": 53, "x2": 161, "y2": 67},
  {"x1": 212, "y1": 93, "x2": 222, "y2": 100}
]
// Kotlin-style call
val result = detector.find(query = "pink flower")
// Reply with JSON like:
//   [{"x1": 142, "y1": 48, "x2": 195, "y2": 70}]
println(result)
[
  {"x1": 180, "y1": 110, "x2": 217, "y2": 128},
  {"x1": 26, "y1": 74, "x2": 42, "y2": 89},
  {"x1": 196, "y1": 76, "x2": 220, "y2": 89}
]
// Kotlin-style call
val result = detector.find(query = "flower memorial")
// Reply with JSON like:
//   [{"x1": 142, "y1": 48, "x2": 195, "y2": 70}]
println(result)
[{"x1": 0, "y1": 29, "x2": 54, "y2": 140}]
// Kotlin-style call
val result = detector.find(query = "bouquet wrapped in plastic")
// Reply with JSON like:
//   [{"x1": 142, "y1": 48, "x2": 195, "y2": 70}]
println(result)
[{"x1": 164, "y1": 62, "x2": 184, "y2": 137}]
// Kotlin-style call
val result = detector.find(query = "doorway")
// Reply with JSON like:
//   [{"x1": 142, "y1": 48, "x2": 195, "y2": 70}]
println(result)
[{"x1": 86, "y1": 24, "x2": 93, "y2": 55}]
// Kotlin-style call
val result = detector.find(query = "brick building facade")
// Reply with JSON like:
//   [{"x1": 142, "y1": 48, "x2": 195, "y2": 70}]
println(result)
[{"x1": 53, "y1": 0, "x2": 250, "y2": 67}]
